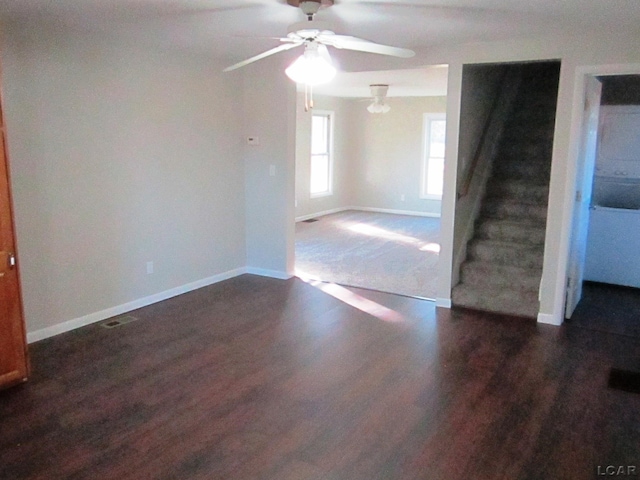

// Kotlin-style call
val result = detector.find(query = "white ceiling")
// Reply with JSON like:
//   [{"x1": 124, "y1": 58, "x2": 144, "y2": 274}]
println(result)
[
  {"x1": 2, "y1": 0, "x2": 640, "y2": 95},
  {"x1": 312, "y1": 66, "x2": 449, "y2": 98}
]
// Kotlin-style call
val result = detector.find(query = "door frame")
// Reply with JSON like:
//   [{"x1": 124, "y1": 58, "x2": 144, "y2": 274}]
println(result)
[
  {"x1": 565, "y1": 75, "x2": 602, "y2": 319},
  {"x1": 0, "y1": 88, "x2": 29, "y2": 389},
  {"x1": 559, "y1": 63, "x2": 640, "y2": 322}
]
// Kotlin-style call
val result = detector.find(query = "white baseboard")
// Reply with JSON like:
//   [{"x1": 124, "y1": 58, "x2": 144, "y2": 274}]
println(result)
[
  {"x1": 436, "y1": 297, "x2": 452, "y2": 308},
  {"x1": 354, "y1": 206, "x2": 441, "y2": 218},
  {"x1": 537, "y1": 312, "x2": 562, "y2": 326},
  {"x1": 296, "y1": 206, "x2": 440, "y2": 222},
  {"x1": 26, "y1": 267, "x2": 247, "y2": 343},
  {"x1": 245, "y1": 267, "x2": 293, "y2": 280},
  {"x1": 296, "y1": 207, "x2": 349, "y2": 222}
]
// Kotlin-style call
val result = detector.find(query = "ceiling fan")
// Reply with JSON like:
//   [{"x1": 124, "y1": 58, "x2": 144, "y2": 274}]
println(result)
[{"x1": 223, "y1": 0, "x2": 415, "y2": 86}]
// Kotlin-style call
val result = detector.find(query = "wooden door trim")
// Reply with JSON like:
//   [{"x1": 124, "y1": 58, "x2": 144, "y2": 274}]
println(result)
[{"x1": 0, "y1": 64, "x2": 29, "y2": 390}]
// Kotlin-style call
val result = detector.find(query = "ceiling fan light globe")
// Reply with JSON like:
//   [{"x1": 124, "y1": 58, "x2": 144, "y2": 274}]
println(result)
[
  {"x1": 285, "y1": 51, "x2": 336, "y2": 85},
  {"x1": 367, "y1": 101, "x2": 390, "y2": 114}
]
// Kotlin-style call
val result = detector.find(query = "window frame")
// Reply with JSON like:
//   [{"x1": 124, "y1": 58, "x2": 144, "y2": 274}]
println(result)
[
  {"x1": 420, "y1": 113, "x2": 447, "y2": 200},
  {"x1": 309, "y1": 110, "x2": 334, "y2": 198}
]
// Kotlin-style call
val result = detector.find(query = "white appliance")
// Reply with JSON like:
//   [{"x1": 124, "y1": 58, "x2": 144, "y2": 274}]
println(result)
[
  {"x1": 592, "y1": 105, "x2": 640, "y2": 209},
  {"x1": 585, "y1": 105, "x2": 640, "y2": 288},
  {"x1": 584, "y1": 206, "x2": 640, "y2": 288}
]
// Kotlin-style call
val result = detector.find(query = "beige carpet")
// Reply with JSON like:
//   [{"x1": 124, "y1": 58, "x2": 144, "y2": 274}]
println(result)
[{"x1": 295, "y1": 210, "x2": 440, "y2": 299}]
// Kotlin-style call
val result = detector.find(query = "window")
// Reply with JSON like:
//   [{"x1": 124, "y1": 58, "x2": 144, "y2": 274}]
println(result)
[
  {"x1": 310, "y1": 111, "x2": 333, "y2": 197},
  {"x1": 421, "y1": 113, "x2": 446, "y2": 199}
]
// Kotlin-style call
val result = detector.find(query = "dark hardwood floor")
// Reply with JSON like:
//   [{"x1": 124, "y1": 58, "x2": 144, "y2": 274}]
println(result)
[
  {"x1": 567, "y1": 281, "x2": 640, "y2": 340},
  {"x1": 1, "y1": 274, "x2": 639, "y2": 480}
]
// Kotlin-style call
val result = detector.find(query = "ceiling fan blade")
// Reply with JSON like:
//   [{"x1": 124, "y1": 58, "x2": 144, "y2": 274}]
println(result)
[
  {"x1": 223, "y1": 42, "x2": 302, "y2": 72},
  {"x1": 317, "y1": 44, "x2": 333, "y2": 64},
  {"x1": 319, "y1": 34, "x2": 415, "y2": 58}
]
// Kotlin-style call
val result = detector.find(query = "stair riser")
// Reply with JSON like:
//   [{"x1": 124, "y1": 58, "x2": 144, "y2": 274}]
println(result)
[
  {"x1": 452, "y1": 286, "x2": 539, "y2": 318},
  {"x1": 486, "y1": 184, "x2": 550, "y2": 204},
  {"x1": 499, "y1": 143, "x2": 553, "y2": 159},
  {"x1": 469, "y1": 242, "x2": 543, "y2": 269},
  {"x1": 492, "y1": 162, "x2": 552, "y2": 182},
  {"x1": 460, "y1": 268, "x2": 541, "y2": 290},
  {"x1": 503, "y1": 128, "x2": 555, "y2": 144},
  {"x1": 482, "y1": 202, "x2": 548, "y2": 223},
  {"x1": 476, "y1": 222, "x2": 546, "y2": 245}
]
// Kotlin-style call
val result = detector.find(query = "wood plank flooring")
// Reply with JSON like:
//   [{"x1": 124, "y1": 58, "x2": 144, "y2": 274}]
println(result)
[
  {"x1": 567, "y1": 281, "x2": 640, "y2": 339},
  {"x1": 1, "y1": 274, "x2": 639, "y2": 479}
]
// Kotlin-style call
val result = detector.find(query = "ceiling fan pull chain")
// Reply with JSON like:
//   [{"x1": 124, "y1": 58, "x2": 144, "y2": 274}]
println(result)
[{"x1": 305, "y1": 82, "x2": 315, "y2": 112}]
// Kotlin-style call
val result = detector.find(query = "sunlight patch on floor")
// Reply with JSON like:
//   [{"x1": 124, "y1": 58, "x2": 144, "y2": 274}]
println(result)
[
  {"x1": 297, "y1": 271, "x2": 405, "y2": 323},
  {"x1": 342, "y1": 222, "x2": 440, "y2": 254},
  {"x1": 420, "y1": 242, "x2": 441, "y2": 253}
]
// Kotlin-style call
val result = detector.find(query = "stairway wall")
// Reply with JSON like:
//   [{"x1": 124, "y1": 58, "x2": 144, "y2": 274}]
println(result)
[
  {"x1": 453, "y1": 66, "x2": 522, "y2": 285},
  {"x1": 452, "y1": 62, "x2": 561, "y2": 318}
]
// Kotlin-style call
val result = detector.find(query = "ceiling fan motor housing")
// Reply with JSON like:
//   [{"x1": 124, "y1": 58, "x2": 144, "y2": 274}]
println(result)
[
  {"x1": 287, "y1": 0, "x2": 334, "y2": 20},
  {"x1": 301, "y1": 1, "x2": 321, "y2": 16},
  {"x1": 370, "y1": 84, "x2": 390, "y2": 98}
]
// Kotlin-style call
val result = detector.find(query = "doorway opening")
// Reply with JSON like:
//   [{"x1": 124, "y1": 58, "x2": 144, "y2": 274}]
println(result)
[
  {"x1": 451, "y1": 60, "x2": 561, "y2": 319},
  {"x1": 293, "y1": 66, "x2": 448, "y2": 299},
  {"x1": 565, "y1": 73, "x2": 640, "y2": 337}
]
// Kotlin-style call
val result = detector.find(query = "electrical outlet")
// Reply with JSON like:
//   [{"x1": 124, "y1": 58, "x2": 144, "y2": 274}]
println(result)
[
  {"x1": 269, "y1": 165, "x2": 276, "y2": 177},
  {"x1": 146, "y1": 261, "x2": 154, "y2": 275},
  {"x1": 247, "y1": 136, "x2": 260, "y2": 146},
  {"x1": 400, "y1": 194, "x2": 405, "y2": 201}
]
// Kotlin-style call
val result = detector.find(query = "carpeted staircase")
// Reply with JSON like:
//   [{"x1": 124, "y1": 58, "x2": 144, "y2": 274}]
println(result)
[{"x1": 452, "y1": 63, "x2": 560, "y2": 318}]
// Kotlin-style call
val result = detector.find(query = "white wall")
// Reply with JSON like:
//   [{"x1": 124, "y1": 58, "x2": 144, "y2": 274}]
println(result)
[
  {"x1": 1, "y1": 24, "x2": 246, "y2": 336},
  {"x1": 242, "y1": 55, "x2": 297, "y2": 278},
  {"x1": 456, "y1": 64, "x2": 508, "y2": 187},
  {"x1": 295, "y1": 94, "x2": 445, "y2": 220},
  {"x1": 350, "y1": 96, "x2": 445, "y2": 215},
  {"x1": 452, "y1": 64, "x2": 514, "y2": 286}
]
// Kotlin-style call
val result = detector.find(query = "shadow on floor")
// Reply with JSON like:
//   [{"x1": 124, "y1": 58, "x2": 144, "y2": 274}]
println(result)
[{"x1": 566, "y1": 281, "x2": 640, "y2": 339}]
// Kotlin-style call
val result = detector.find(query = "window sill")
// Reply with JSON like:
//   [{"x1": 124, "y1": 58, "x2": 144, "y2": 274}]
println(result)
[{"x1": 310, "y1": 192, "x2": 333, "y2": 199}]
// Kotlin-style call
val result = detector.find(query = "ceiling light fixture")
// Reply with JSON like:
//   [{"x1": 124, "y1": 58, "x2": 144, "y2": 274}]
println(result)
[
  {"x1": 285, "y1": 42, "x2": 336, "y2": 86},
  {"x1": 367, "y1": 84, "x2": 391, "y2": 113},
  {"x1": 286, "y1": 41, "x2": 336, "y2": 111}
]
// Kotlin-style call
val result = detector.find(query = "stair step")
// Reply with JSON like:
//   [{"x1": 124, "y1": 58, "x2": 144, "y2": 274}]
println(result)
[
  {"x1": 452, "y1": 282, "x2": 539, "y2": 319},
  {"x1": 499, "y1": 141, "x2": 553, "y2": 160},
  {"x1": 510, "y1": 108, "x2": 556, "y2": 124},
  {"x1": 469, "y1": 239, "x2": 544, "y2": 269},
  {"x1": 460, "y1": 260, "x2": 542, "y2": 290},
  {"x1": 501, "y1": 127, "x2": 555, "y2": 144},
  {"x1": 482, "y1": 199, "x2": 548, "y2": 223},
  {"x1": 512, "y1": 95, "x2": 558, "y2": 109},
  {"x1": 486, "y1": 181, "x2": 550, "y2": 204},
  {"x1": 476, "y1": 219, "x2": 546, "y2": 244},
  {"x1": 492, "y1": 159, "x2": 552, "y2": 182}
]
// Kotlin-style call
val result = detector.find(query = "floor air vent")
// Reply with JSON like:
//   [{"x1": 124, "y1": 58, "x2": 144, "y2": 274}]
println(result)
[
  {"x1": 608, "y1": 368, "x2": 640, "y2": 394},
  {"x1": 101, "y1": 315, "x2": 139, "y2": 329},
  {"x1": 303, "y1": 218, "x2": 319, "y2": 223}
]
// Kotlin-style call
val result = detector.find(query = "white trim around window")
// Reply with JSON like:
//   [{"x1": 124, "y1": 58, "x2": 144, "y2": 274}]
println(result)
[
  {"x1": 420, "y1": 113, "x2": 447, "y2": 200},
  {"x1": 310, "y1": 110, "x2": 334, "y2": 198}
]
